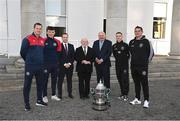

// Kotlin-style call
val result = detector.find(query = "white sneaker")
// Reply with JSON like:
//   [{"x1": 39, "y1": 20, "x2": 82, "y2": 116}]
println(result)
[
  {"x1": 51, "y1": 95, "x2": 61, "y2": 101},
  {"x1": 143, "y1": 100, "x2": 149, "y2": 108},
  {"x1": 43, "y1": 96, "x2": 48, "y2": 103},
  {"x1": 130, "y1": 98, "x2": 141, "y2": 105}
]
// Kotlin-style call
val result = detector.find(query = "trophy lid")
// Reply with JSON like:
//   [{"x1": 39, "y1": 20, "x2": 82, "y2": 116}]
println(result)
[{"x1": 96, "y1": 80, "x2": 106, "y2": 90}]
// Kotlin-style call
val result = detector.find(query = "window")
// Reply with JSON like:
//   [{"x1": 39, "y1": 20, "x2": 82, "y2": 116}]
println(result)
[
  {"x1": 54, "y1": 27, "x2": 66, "y2": 37},
  {"x1": 153, "y1": 3, "x2": 167, "y2": 39}
]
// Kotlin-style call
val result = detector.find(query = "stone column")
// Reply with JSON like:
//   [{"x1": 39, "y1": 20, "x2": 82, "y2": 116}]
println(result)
[
  {"x1": 106, "y1": 0, "x2": 127, "y2": 42},
  {"x1": 169, "y1": 0, "x2": 180, "y2": 56},
  {"x1": 21, "y1": 0, "x2": 45, "y2": 38}
]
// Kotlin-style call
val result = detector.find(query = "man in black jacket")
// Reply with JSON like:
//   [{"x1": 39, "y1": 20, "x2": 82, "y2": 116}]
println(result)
[
  {"x1": 92, "y1": 32, "x2": 112, "y2": 88},
  {"x1": 57, "y1": 33, "x2": 75, "y2": 99},
  {"x1": 75, "y1": 38, "x2": 95, "y2": 99},
  {"x1": 112, "y1": 32, "x2": 130, "y2": 101},
  {"x1": 129, "y1": 26, "x2": 154, "y2": 108}
]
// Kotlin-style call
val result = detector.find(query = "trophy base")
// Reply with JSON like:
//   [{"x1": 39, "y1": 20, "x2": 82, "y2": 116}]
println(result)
[{"x1": 92, "y1": 102, "x2": 108, "y2": 111}]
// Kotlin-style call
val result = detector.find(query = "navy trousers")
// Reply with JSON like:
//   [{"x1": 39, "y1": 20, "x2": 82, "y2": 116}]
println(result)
[{"x1": 23, "y1": 65, "x2": 44, "y2": 105}]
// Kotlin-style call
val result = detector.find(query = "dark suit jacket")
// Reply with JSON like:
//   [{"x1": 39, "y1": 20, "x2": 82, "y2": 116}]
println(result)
[
  {"x1": 75, "y1": 46, "x2": 95, "y2": 73},
  {"x1": 92, "y1": 39, "x2": 112, "y2": 66},
  {"x1": 59, "y1": 43, "x2": 75, "y2": 71}
]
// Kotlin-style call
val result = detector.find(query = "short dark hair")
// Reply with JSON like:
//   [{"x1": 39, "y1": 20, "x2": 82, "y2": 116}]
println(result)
[
  {"x1": 135, "y1": 26, "x2": 143, "y2": 32},
  {"x1": 62, "y1": 33, "x2": 68, "y2": 37},
  {"x1": 46, "y1": 26, "x2": 55, "y2": 32},
  {"x1": 33, "y1": 23, "x2": 42, "y2": 28},
  {"x1": 116, "y1": 32, "x2": 123, "y2": 35}
]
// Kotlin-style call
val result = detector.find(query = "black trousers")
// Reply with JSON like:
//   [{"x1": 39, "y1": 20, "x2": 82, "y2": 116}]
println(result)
[
  {"x1": 23, "y1": 65, "x2": 44, "y2": 105},
  {"x1": 95, "y1": 64, "x2": 110, "y2": 88},
  {"x1": 131, "y1": 66, "x2": 149, "y2": 101},
  {"x1": 77, "y1": 72, "x2": 91, "y2": 98},
  {"x1": 115, "y1": 65, "x2": 129, "y2": 96},
  {"x1": 43, "y1": 64, "x2": 58, "y2": 97},
  {"x1": 57, "y1": 67, "x2": 73, "y2": 98}
]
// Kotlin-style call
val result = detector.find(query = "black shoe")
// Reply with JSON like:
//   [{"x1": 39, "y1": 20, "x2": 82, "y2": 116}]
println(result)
[
  {"x1": 80, "y1": 96, "x2": 85, "y2": 100},
  {"x1": 69, "y1": 94, "x2": 74, "y2": 99},
  {"x1": 25, "y1": 104, "x2": 31, "y2": 111},
  {"x1": 36, "y1": 100, "x2": 48, "y2": 106},
  {"x1": 118, "y1": 95, "x2": 124, "y2": 100},
  {"x1": 123, "y1": 95, "x2": 128, "y2": 101},
  {"x1": 58, "y1": 96, "x2": 62, "y2": 100},
  {"x1": 85, "y1": 95, "x2": 90, "y2": 99}
]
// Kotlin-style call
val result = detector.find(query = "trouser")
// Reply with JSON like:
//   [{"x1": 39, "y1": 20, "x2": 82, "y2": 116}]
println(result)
[
  {"x1": 43, "y1": 64, "x2": 58, "y2": 97},
  {"x1": 115, "y1": 65, "x2": 129, "y2": 96},
  {"x1": 23, "y1": 65, "x2": 44, "y2": 105},
  {"x1": 77, "y1": 72, "x2": 91, "y2": 98},
  {"x1": 57, "y1": 68, "x2": 73, "y2": 98},
  {"x1": 95, "y1": 64, "x2": 110, "y2": 88},
  {"x1": 131, "y1": 66, "x2": 149, "y2": 101}
]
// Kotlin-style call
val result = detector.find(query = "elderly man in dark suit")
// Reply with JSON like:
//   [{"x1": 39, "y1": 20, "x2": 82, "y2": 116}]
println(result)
[
  {"x1": 58, "y1": 33, "x2": 75, "y2": 99},
  {"x1": 92, "y1": 32, "x2": 112, "y2": 88},
  {"x1": 75, "y1": 38, "x2": 95, "y2": 99}
]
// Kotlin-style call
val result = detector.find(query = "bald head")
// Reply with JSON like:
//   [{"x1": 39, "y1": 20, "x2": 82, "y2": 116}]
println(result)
[
  {"x1": 81, "y1": 38, "x2": 89, "y2": 47},
  {"x1": 98, "y1": 32, "x2": 106, "y2": 41}
]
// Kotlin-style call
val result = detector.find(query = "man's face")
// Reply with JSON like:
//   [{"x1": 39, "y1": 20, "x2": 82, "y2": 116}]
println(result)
[
  {"x1": 62, "y1": 34, "x2": 68, "y2": 43},
  {"x1": 134, "y1": 28, "x2": 143, "y2": 38},
  {"x1": 81, "y1": 38, "x2": 89, "y2": 47},
  {"x1": 98, "y1": 32, "x2": 106, "y2": 41},
  {"x1": 47, "y1": 30, "x2": 55, "y2": 38},
  {"x1": 34, "y1": 25, "x2": 42, "y2": 36},
  {"x1": 116, "y1": 34, "x2": 123, "y2": 42}
]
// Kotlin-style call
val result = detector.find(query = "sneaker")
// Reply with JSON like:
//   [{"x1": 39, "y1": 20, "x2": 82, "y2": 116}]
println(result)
[
  {"x1": 36, "y1": 100, "x2": 48, "y2": 106},
  {"x1": 130, "y1": 98, "x2": 141, "y2": 105},
  {"x1": 123, "y1": 95, "x2": 128, "y2": 101},
  {"x1": 117, "y1": 95, "x2": 124, "y2": 100},
  {"x1": 143, "y1": 100, "x2": 149, "y2": 108},
  {"x1": 68, "y1": 94, "x2": 74, "y2": 99},
  {"x1": 25, "y1": 104, "x2": 31, "y2": 111},
  {"x1": 51, "y1": 95, "x2": 61, "y2": 101},
  {"x1": 43, "y1": 96, "x2": 48, "y2": 103}
]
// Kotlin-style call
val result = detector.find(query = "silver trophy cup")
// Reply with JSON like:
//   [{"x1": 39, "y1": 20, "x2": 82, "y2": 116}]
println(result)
[{"x1": 90, "y1": 80, "x2": 111, "y2": 111}]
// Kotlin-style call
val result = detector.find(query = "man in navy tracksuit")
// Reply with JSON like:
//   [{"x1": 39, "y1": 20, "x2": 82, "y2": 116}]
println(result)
[
  {"x1": 42, "y1": 26, "x2": 62, "y2": 103},
  {"x1": 20, "y1": 23, "x2": 47, "y2": 111},
  {"x1": 112, "y1": 32, "x2": 130, "y2": 101}
]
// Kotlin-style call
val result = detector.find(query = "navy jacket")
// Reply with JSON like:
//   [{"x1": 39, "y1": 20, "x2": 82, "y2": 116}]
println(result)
[
  {"x1": 92, "y1": 39, "x2": 112, "y2": 67},
  {"x1": 129, "y1": 36, "x2": 154, "y2": 67},
  {"x1": 112, "y1": 41, "x2": 130, "y2": 68},
  {"x1": 20, "y1": 33, "x2": 45, "y2": 66},
  {"x1": 58, "y1": 43, "x2": 75, "y2": 70},
  {"x1": 44, "y1": 37, "x2": 62, "y2": 65}
]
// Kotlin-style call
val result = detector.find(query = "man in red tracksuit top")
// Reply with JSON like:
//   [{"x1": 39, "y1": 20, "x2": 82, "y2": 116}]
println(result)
[
  {"x1": 20, "y1": 23, "x2": 47, "y2": 111},
  {"x1": 42, "y1": 26, "x2": 62, "y2": 103}
]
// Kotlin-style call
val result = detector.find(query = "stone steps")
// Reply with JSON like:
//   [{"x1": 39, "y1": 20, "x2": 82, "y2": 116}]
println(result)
[{"x1": 0, "y1": 56, "x2": 180, "y2": 91}]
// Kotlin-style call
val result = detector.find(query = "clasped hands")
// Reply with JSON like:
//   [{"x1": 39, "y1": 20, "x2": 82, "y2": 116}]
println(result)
[{"x1": 95, "y1": 58, "x2": 103, "y2": 64}]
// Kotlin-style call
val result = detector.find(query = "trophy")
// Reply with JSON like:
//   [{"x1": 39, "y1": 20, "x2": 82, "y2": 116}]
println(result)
[{"x1": 90, "y1": 80, "x2": 111, "y2": 111}]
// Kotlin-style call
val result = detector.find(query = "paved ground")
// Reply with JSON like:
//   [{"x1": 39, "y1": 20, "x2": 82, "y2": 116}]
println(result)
[{"x1": 0, "y1": 79, "x2": 180, "y2": 120}]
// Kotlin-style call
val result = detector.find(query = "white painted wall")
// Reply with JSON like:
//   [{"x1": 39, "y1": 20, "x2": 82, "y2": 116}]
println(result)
[
  {"x1": 0, "y1": 0, "x2": 8, "y2": 55},
  {"x1": 7, "y1": 0, "x2": 21, "y2": 56},
  {"x1": 0, "y1": 0, "x2": 21, "y2": 56},
  {"x1": 127, "y1": 0, "x2": 154, "y2": 44},
  {"x1": 66, "y1": 0, "x2": 104, "y2": 48}
]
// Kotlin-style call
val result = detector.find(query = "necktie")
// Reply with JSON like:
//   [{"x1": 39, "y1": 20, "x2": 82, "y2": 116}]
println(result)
[
  {"x1": 65, "y1": 44, "x2": 68, "y2": 55},
  {"x1": 84, "y1": 46, "x2": 86, "y2": 55},
  {"x1": 100, "y1": 41, "x2": 103, "y2": 50}
]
